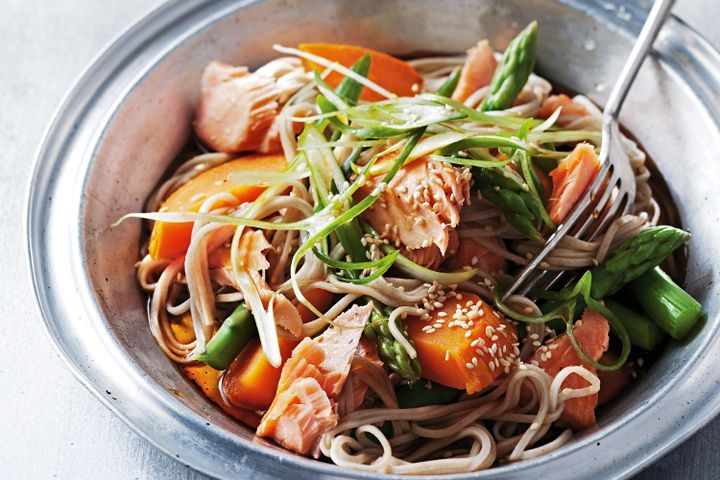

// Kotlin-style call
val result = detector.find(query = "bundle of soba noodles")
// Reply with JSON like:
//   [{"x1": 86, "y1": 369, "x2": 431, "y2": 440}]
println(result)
[{"x1": 121, "y1": 21, "x2": 703, "y2": 474}]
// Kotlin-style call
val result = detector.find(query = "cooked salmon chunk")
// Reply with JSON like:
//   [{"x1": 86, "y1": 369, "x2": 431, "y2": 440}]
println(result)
[
  {"x1": 452, "y1": 40, "x2": 498, "y2": 103},
  {"x1": 195, "y1": 61, "x2": 282, "y2": 153},
  {"x1": 360, "y1": 156, "x2": 471, "y2": 268},
  {"x1": 257, "y1": 303, "x2": 372, "y2": 456},
  {"x1": 538, "y1": 94, "x2": 591, "y2": 127},
  {"x1": 531, "y1": 308, "x2": 610, "y2": 430},
  {"x1": 548, "y1": 143, "x2": 601, "y2": 225}
]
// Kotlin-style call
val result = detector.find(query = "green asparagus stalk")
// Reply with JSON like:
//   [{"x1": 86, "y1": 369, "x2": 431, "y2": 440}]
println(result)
[
  {"x1": 474, "y1": 165, "x2": 546, "y2": 240},
  {"x1": 195, "y1": 304, "x2": 256, "y2": 370},
  {"x1": 590, "y1": 226, "x2": 691, "y2": 298},
  {"x1": 629, "y1": 267, "x2": 702, "y2": 340},
  {"x1": 605, "y1": 299, "x2": 664, "y2": 351},
  {"x1": 481, "y1": 21, "x2": 537, "y2": 111},
  {"x1": 395, "y1": 381, "x2": 462, "y2": 408},
  {"x1": 364, "y1": 306, "x2": 422, "y2": 381},
  {"x1": 436, "y1": 66, "x2": 462, "y2": 98},
  {"x1": 536, "y1": 226, "x2": 690, "y2": 330}
]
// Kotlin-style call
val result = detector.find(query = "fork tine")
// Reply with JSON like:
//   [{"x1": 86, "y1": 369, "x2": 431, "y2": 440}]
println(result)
[
  {"x1": 502, "y1": 161, "x2": 612, "y2": 299},
  {"x1": 570, "y1": 165, "x2": 621, "y2": 238}
]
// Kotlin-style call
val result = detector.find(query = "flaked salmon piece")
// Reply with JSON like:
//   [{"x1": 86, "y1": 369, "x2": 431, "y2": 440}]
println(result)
[
  {"x1": 337, "y1": 337, "x2": 381, "y2": 416},
  {"x1": 359, "y1": 156, "x2": 471, "y2": 268},
  {"x1": 262, "y1": 377, "x2": 336, "y2": 456},
  {"x1": 597, "y1": 354, "x2": 635, "y2": 406},
  {"x1": 548, "y1": 143, "x2": 601, "y2": 225},
  {"x1": 446, "y1": 236, "x2": 506, "y2": 274},
  {"x1": 403, "y1": 229, "x2": 458, "y2": 270},
  {"x1": 257, "y1": 303, "x2": 372, "y2": 457},
  {"x1": 538, "y1": 94, "x2": 590, "y2": 127},
  {"x1": 452, "y1": 40, "x2": 498, "y2": 103},
  {"x1": 195, "y1": 61, "x2": 282, "y2": 154},
  {"x1": 531, "y1": 308, "x2": 609, "y2": 430},
  {"x1": 209, "y1": 230, "x2": 303, "y2": 338}
]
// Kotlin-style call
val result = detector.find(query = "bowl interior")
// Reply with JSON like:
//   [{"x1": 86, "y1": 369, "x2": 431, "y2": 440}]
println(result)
[{"x1": 44, "y1": 0, "x2": 720, "y2": 478}]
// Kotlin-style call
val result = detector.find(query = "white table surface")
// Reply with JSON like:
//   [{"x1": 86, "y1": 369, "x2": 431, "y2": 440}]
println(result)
[{"x1": 2, "y1": 0, "x2": 719, "y2": 478}]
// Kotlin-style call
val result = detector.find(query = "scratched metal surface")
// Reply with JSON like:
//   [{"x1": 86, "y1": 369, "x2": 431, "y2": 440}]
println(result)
[{"x1": 2, "y1": 0, "x2": 719, "y2": 478}]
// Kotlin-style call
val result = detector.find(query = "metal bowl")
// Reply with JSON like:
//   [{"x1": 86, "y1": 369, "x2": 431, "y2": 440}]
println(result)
[{"x1": 26, "y1": 0, "x2": 720, "y2": 478}]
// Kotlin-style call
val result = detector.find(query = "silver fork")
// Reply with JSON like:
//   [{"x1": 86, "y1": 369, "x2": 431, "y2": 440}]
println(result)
[{"x1": 503, "y1": 0, "x2": 676, "y2": 299}]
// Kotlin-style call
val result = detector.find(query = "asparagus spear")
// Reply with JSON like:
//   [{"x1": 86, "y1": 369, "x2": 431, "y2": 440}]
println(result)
[
  {"x1": 364, "y1": 306, "x2": 422, "y2": 382},
  {"x1": 195, "y1": 304, "x2": 256, "y2": 370},
  {"x1": 605, "y1": 299, "x2": 664, "y2": 350},
  {"x1": 538, "y1": 226, "x2": 690, "y2": 329},
  {"x1": 481, "y1": 21, "x2": 537, "y2": 111},
  {"x1": 474, "y1": 165, "x2": 546, "y2": 240},
  {"x1": 590, "y1": 226, "x2": 691, "y2": 298},
  {"x1": 629, "y1": 267, "x2": 702, "y2": 340}
]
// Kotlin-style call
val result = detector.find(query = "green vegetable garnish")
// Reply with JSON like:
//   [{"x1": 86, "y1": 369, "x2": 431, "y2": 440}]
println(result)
[
  {"x1": 590, "y1": 226, "x2": 691, "y2": 298},
  {"x1": 364, "y1": 306, "x2": 422, "y2": 381},
  {"x1": 482, "y1": 21, "x2": 537, "y2": 111},
  {"x1": 473, "y1": 164, "x2": 551, "y2": 240},
  {"x1": 436, "y1": 66, "x2": 462, "y2": 98},
  {"x1": 195, "y1": 304, "x2": 256, "y2": 370},
  {"x1": 605, "y1": 299, "x2": 664, "y2": 351},
  {"x1": 629, "y1": 267, "x2": 702, "y2": 340}
]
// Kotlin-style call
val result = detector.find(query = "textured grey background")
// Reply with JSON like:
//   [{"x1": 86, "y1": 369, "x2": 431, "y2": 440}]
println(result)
[{"x1": 2, "y1": 0, "x2": 718, "y2": 478}]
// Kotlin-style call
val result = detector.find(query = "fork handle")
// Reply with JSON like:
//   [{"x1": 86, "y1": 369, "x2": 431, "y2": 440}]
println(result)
[{"x1": 604, "y1": 0, "x2": 677, "y2": 120}]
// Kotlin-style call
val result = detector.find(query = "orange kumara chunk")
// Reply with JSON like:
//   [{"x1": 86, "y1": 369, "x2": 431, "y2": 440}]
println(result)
[
  {"x1": 169, "y1": 313, "x2": 261, "y2": 427},
  {"x1": 547, "y1": 143, "x2": 600, "y2": 225},
  {"x1": 222, "y1": 337, "x2": 300, "y2": 411},
  {"x1": 405, "y1": 292, "x2": 518, "y2": 394},
  {"x1": 295, "y1": 288, "x2": 336, "y2": 323},
  {"x1": 148, "y1": 153, "x2": 286, "y2": 260},
  {"x1": 298, "y1": 43, "x2": 423, "y2": 101}
]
